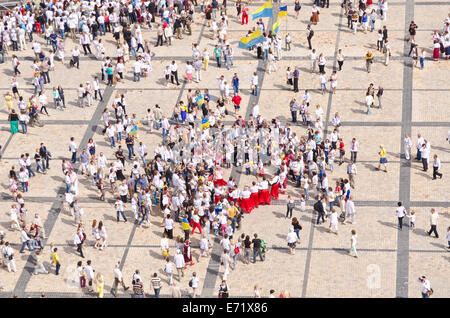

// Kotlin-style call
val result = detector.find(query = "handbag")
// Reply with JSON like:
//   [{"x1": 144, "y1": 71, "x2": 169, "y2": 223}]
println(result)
[
  {"x1": 189, "y1": 279, "x2": 193, "y2": 287},
  {"x1": 426, "y1": 288, "x2": 433, "y2": 296}
]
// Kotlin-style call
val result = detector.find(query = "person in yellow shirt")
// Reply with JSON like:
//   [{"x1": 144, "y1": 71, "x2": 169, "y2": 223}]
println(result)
[
  {"x1": 228, "y1": 202, "x2": 239, "y2": 232},
  {"x1": 377, "y1": 144, "x2": 388, "y2": 172},
  {"x1": 52, "y1": 248, "x2": 61, "y2": 275},
  {"x1": 95, "y1": 273, "x2": 104, "y2": 298},
  {"x1": 52, "y1": 247, "x2": 61, "y2": 275},
  {"x1": 365, "y1": 51, "x2": 374, "y2": 73},
  {"x1": 5, "y1": 92, "x2": 13, "y2": 113}
]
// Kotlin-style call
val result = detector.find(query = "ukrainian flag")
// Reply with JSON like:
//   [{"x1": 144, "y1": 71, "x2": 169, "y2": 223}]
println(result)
[
  {"x1": 278, "y1": 5, "x2": 287, "y2": 17},
  {"x1": 196, "y1": 94, "x2": 205, "y2": 106},
  {"x1": 239, "y1": 29, "x2": 266, "y2": 49},
  {"x1": 129, "y1": 124, "x2": 138, "y2": 135},
  {"x1": 201, "y1": 118, "x2": 210, "y2": 130},
  {"x1": 272, "y1": 18, "x2": 282, "y2": 35},
  {"x1": 252, "y1": 0, "x2": 273, "y2": 20}
]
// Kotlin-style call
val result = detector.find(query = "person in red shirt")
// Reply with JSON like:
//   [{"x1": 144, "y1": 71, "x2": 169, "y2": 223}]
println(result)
[
  {"x1": 338, "y1": 138, "x2": 345, "y2": 165},
  {"x1": 242, "y1": 7, "x2": 249, "y2": 25},
  {"x1": 231, "y1": 93, "x2": 242, "y2": 115}
]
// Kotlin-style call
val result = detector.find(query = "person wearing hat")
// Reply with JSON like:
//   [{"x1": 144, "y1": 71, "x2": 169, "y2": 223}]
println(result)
[
  {"x1": 174, "y1": 249, "x2": 185, "y2": 280},
  {"x1": 377, "y1": 144, "x2": 388, "y2": 172}
]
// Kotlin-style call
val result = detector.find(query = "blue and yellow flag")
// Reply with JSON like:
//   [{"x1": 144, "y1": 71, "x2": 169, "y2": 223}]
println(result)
[
  {"x1": 196, "y1": 94, "x2": 205, "y2": 106},
  {"x1": 129, "y1": 124, "x2": 138, "y2": 135},
  {"x1": 252, "y1": 0, "x2": 273, "y2": 20},
  {"x1": 278, "y1": 5, "x2": 287, "y2": 17},
  {"x1": 272, "y1": 18, "x2": 282, "y2": 35},
  {"x1": 239, "y1": 29, "x2": 266, "y2": 49},
  {"x1": 201, "y1": 118, "x2": 210, "y2": 130}
]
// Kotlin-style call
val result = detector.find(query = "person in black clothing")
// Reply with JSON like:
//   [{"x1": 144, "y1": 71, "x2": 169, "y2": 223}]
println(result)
[
  {"x1": 252, "y1": 233, "x2": 264, "y2": 263},
  {"x1": 125, "y1": 134, "x2": 135, "y2": 160},
  {"x1": 292, "y1": 217, "x2": 302, "y2": 240},
  {"x1": 408, "y1": 21, "x2": 418, "y2": 42},
  {"x1": 34, "y1": 148, "x2": 45, "y2": 174},
  {"x1": 306, "y1": 25, "x2": 314, "y2": 50},
  {"x1": 382, "y1": 26, "x2": 388, "y2": 44},
  {"x1": 314, "y1": 197, "x2": 326, "y2": 224},
  {"x1": 115, "y1": 146, "x2": 126, "y2": 166},
  {"x1": 9, "y1": 166, "x2": 17, "y2": 180},
  {"x1": 123, "y1": 27, "x2": 132, "y2": 49},
  {"x1": 293, "y1": 67, "x2": 299, "y2": 92},
  {"x1": 347, "y1": 7, "x2": 354, "y2": 28},
  {"x1": 39, "y1": 143, "x2": 50, "y2": 169}
]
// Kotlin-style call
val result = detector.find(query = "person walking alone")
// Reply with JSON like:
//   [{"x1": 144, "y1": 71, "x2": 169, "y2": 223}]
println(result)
[
  {"x1": 427, "y1": 208, "x2": 439, "y2": 238},
  {"x1": 349, "y1": 229, "x2": 358, "y2": 258},
  {"x1": 432, "y1": 154, "x2": 443, "y2": 180},
  {"x1": 396, "y1": 202, "x2": 407, "y2": 231}
]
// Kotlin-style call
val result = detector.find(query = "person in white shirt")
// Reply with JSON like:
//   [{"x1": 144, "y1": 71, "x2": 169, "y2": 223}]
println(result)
[
  {"x1": 347, "y1": 161, "x2": 357, "y2": 189},
  {"x1": 395, "y1": 202, "x2": 407, "y2": 230},
  {"x1": 418, "y1": 276, "x2": 432, "y2": 298},
  {"x1": 365, "y1": 92, "x2": 374, "y2": 115},
  {"x1": 251, "y1": 72, "x2": 259, "y2": 96},
  {"x1": 415, "y1": 133, "x2": 424, "y2": 160},
  {"x1": 164, "y1": 258, "x2": 174, "y2": 285},
  {"x1": 113, "y1": 261, "x2": 129, "y2": 297},
  {"x1": 419, "y1": 140, "x2": 430, "y2": 171},
  {"x1": 349, "y1": 229, "x2": 358, "y2": 258},
  {"x1": 403, "y1": 133, "x2": 413, "y2": 160},
  {"x1": 115, "y1": 197, "x2": 127, "y2": 222},
  {"x1": 84, "y1": 260, "x2": 95, "y2": 292},
  {"x1": 344, "y1": 196, "x2": 356, "y2": 224},
  {"x1": 170, "y1": 61, "x2": 179, "y2": 85},
  {"x1": 79, "y1": 31, "x2": 92, "y2": 55},
  {"x1": 427, "y1": 208, "x2": 439, "y2": 238},
  {"x1": 350, "y1": 138, "x2": 359, "y2": 163},
  {"x1": 319, "y1": 72, "x2": 327, "y2": 94},
  {"x1": 2, "y1": 242, "x2": 16, "y2": 272},
  {"x1": 174, "y1": 249, "x2": 185, "y2": 280},
  {"x1": 71, "y1": 46, "x2": 80, "y2": 68},
  {"x1": 328, "y1": 208, "x2": 339, "y2": 235},
  {"x1": 190, "y1": 272, "x2": 200, "y2": 298},
  {"x1": 133, "y1": 57, "x2": 142, "y2": 82},
  {"x1": 286, "y1": 228, "x2": 298, "y2": 254},
  {"x1": 432, "y1": 154, "x2": 443, "y2": 180},
  {"x1": 69, "y1": 137, "x2": 77, "y2": 163}
]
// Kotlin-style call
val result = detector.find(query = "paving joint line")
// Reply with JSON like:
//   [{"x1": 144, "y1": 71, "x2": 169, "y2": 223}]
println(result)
[
  {"x1": 301, "y1": 5, "x2": 344, "y2": 298},
  {"x1": 396, "y1": 0, "x2": 414, "y2": 299},
  {"x1": 11, "y1": 75, "x2": 118, "y2": 297},
  {"x1": 200, "y1": 3, "x2": 279, "y2": 297}
]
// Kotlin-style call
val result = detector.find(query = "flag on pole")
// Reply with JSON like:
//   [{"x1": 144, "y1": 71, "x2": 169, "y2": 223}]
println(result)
[
  {"x1": 252, "y1": 0, "x2": 273, "y2": 20},
  {"x1": 238, "y1": 29, "x2": 266, "y2": 49},
  {"x1": 278, "y1": 5, "x2": 287, "y2": 17},
  {"x1": 272, "y1": 18, "x2": 282, "y2": 35}
]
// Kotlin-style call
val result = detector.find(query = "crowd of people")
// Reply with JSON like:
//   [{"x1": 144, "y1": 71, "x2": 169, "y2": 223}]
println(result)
[{"x1": 0, "y1": 0, "x2": 449, "y2": 298}]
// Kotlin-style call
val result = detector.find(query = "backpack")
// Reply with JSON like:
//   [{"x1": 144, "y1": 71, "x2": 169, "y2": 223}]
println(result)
[
  {"x1": 234, "y1": 246, "x2": 240, "y2": 255},
  {"x1": 189, "y1": 278, "x2": 193, "y2": 287},
  {"x1": 313, "y1": 201, "x2": 322, "y2": 212},
  {"x1": 309, "y1": 30, "x2": 314, "y2": 37}
]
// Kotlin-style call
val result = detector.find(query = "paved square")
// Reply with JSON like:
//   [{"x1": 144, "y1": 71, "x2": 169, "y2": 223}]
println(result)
[{"x1": 0, "y1": 0, "x2": 448, "y2": 298}]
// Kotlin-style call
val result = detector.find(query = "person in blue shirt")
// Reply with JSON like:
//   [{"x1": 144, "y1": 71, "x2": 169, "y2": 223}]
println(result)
[
  {"x1": 232, "y1": 73, "x2": 239, "y2": 94},
  {"x1": 49, "y1": 31, "x2": 58, "y2": 53}
]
